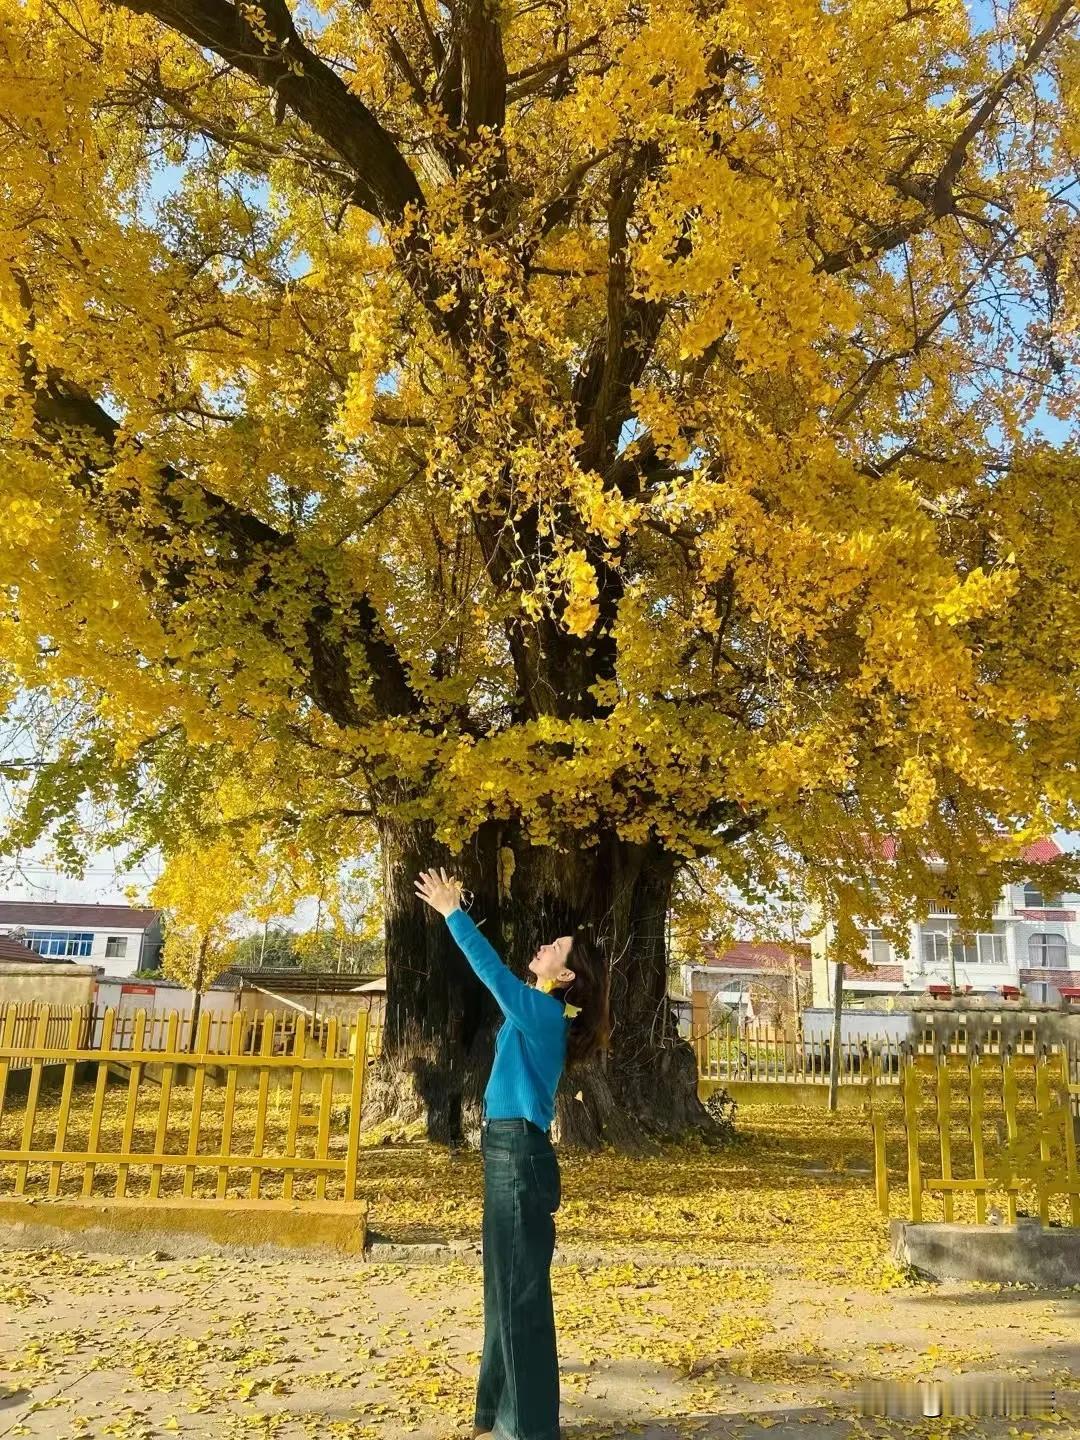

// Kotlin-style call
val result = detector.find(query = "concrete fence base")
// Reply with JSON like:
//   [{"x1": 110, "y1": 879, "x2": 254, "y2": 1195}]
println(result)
[
  {"x1": 0, "y1": 1196, "x2": 367, "y2": 1258},
  {"x1": 891, "y1": 1219, "x2": 1080, "y2": 1287},
  {"x1": 699, "y1": 1078, "x2": 873, "y2": 1109}
]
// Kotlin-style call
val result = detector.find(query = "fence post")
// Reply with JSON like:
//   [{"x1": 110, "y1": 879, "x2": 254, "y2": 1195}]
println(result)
[
  {"x1": 344, "y1": 1012, "x2": 368, "y2": 1203},
  {"x1": 828, "y1": 962, "x2": 843, "y2": 1112},
  {"x1": 83, "y1": 1008, "x2": 116, "y2": 1197},
  {"x1": 1058, "y1": 1049, "x2": 1080, "y2": 1228},
  {"x1": 1034, "y1": 1049, "x2": 1053, "y2": 1227},
  {"x1": 0, "y1": 1005, "x2": 17, "y2": 1133},
  {"x1": 149, "y1": 1012, "x2": 180, "y2": 1199},
  {"x1": 902, "y1": 1049, "x2": 922, "y2": 1222},
  {"x1": 217, "y1": 1012, "x2": 244, "y2": 1199},
  {"x1": 116, "y1": 1011, "x2": 148, "y2": 1199},
  {"x1": 868, "y1": 1053, "x2": 889, "y2": 1215},
  {"x1": 14, "y1": 1008, "x2": 51, "y2": 1195},
  {"x1": 249, "y1": 1014, "x2": 276, "y2": 1200},
  {"x1": 1002, "y1": 1048, "x2": 1019, "y2": 1225},
  {"x1": 47, "y1": 1009, "x2": 85, "y2": 1197},
  {"x1": 315, "y1": 1018, "x2": 339, "y2": 1202},
  {"x1": 282, "y1": 1016, "x2": 308, "y2": 1203},
  {"x1": 690, "y1": 989, "x2": 709, "y2": 1078},
  {"x1": 969, "y1": 1047, "x2": 987, "y2": 1225},
  {"x1": 936, "y1": 1046, "x2": 954, "y2": 1223},
  {"x1": 182, "y1": 1011, "x2": 213, "y2": 1199}
]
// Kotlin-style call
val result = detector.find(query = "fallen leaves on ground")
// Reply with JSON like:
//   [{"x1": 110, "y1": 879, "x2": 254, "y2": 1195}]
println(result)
[{"x1": 0, "y1": 1104, "x2": 1077, "y2": 1439}]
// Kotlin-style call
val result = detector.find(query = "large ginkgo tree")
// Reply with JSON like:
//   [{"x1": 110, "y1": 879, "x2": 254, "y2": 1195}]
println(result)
[{"x1": 1, "y1": 0, "x2": 1079, "y2": 1145}]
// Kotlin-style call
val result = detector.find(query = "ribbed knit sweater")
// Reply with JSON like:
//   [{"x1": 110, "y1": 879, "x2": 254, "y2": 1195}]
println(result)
[{"x1": 445, "y1": 907, "x2": 569, "y2": 1132}]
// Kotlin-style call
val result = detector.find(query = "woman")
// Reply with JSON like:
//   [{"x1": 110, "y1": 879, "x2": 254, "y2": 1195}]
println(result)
[{"x1": 414, "y1": 867, "x2": 607, "y2": 1440}]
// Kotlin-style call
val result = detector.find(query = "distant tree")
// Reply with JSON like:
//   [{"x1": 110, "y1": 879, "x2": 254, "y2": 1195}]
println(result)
[
  {"x1": 151, "y1": 838, "x2": 256, "y2": 1044},
  {"x1": 221, "y1": 925, "x2": 382, "y2": 973},
  {"x1": 224, "y1": 927, "x2": 301, "y2": 971},
  {"x1": 293, "y1": 929, "x2": 383, "y2": 975}
]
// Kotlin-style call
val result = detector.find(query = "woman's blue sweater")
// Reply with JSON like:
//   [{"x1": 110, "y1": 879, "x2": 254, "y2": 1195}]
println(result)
[{"x1": 445, "y1": 907, "x2": 569, "y2": 1132}]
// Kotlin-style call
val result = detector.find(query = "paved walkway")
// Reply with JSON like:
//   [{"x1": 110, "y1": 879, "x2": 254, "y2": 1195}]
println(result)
[
  {"x1": 3, "y1": 1106, "x2": 1079, "y2": 1438},
  {"x1": 1, "y1": 1239, "x2": 1078, "y2": 1440}
]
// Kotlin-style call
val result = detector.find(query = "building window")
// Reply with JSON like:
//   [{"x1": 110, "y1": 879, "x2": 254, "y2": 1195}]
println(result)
[
  {"x1": 1024, "y1": 980, "x2": 1060, "y2": 1005},
  {"x1": 922, "y1": 926, "x2": 1005, "y2": 970},
  {"x1": 1028, "y1": 933, "x2": 1066, "y2": 968},
  {"x1": 976, "y1": 932, "x2": 1006, "y2": 965},
  {"x1": 105, "y1": 936, "x2": 128, "y2": 959},
  {"x1": 865, "y1": 928, "x2": 891, "y2": 965},
  {"x1": 1023, "y1": 882, "x2": 1061, "y2": 909},
  {"x1": 24, "y1": 930, "x2": 94, "y2": 958}
]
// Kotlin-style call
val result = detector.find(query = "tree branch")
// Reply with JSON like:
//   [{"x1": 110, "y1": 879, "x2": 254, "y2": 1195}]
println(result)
[
  {"x1": 506, "y1": 32, "x2": 601, "y2": 103},
  {"x1": 13, "y1": 276, "x2": 422, "y2": 728},
  {"x1": 573, "y1": 145, "x2": 668, "y2": 472},
  {"x1": 457, "y1": 0, "x2": 507, "y2": 139},
  {"x1": 814, "y1": 0, "x2": 1078, "y2": 276},
  {"x1": 113, "y1": 0, "x2": 463, "y2": 330}
]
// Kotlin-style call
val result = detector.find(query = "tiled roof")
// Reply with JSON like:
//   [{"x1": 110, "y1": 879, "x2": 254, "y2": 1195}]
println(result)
[
  {"x1": 213, "y1": 968, "x2": 382, "y2": 994},
  {"x1": 1019, "y1": 838, "x2": 1065, "y2": 864},
  {"x1": 700, "y1": 941, "x2": 812, "y2": 973},
  {"x1": 865, "y1": 835, "x2": 1064, "y2": 866},
  {"x1": 0, "y1": 935, "x2": 36, "y2": 961},
  {"x1": 0, "y1": 902, "x2": 161, "y2": 930}
]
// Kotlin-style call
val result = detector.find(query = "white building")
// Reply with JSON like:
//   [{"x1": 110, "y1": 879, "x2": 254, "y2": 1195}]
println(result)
[
  {"x1": 811, "y1": 838, "x2": 1080, "y2": 1007},
  {"x1": 0, "y1": 901, "x2": 163, "y2": 979}
]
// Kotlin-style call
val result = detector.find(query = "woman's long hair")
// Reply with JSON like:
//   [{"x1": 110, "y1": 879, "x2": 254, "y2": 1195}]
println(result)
[{"x1": 558, "y1": 927, "x2": 609, "y2": 1069}]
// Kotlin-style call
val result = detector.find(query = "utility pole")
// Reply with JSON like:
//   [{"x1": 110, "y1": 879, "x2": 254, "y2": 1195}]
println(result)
[
  {"x1": 829, "y1": 956, "x2": 844, "y2": 1113},
  {"x1": 789, "y1": 904, "x2": 801, "y2": 1028},
  {"x1": 948, "y1": 924, "x2": 958, "y2": 991}
]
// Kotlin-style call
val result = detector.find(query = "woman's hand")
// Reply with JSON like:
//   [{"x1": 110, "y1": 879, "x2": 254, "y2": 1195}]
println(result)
[{"x1": 414, "y1": 866, "x2": 465, "y2": 918}]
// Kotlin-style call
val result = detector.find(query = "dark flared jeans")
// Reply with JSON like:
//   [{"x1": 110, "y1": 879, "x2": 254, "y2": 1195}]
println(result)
[{"x1": 475, "y1": 1117, "x2": 562, "y2": 1440}]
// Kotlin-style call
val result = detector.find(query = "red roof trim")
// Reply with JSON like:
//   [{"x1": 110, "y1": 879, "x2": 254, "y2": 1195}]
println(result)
[{"x1": 865, "y1": 835, "x2": 1064, "y2": 866}]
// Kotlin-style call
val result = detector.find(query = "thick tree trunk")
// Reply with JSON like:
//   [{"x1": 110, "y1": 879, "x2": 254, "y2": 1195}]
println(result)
[
  {"x1": 545, "y1": 835, "x2": 710, "y2": 1153},
  {"x1": 361, "y1": 815, "x2": 506, "y2": 1146},
  {"x1": 366, "y1": 819, "x2": 716, "y2": 1151}
]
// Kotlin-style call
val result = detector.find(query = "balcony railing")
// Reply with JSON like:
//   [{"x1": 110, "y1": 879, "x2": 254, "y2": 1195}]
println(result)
[{"x1": 928, "y1": 897, "x2": 1015, "y2": 919}]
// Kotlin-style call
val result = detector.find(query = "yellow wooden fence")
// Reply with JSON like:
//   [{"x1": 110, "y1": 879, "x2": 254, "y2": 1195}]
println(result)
[
  {"x1": 2, "y1": 1003, "x2": 95, "y2": 1068},
  {"x1": 0, "y1": 1006, "x2": 368, "y2": 1204},
  {"x1": 696, "y1": 1023, "x2": 1080, "y2": 1094},
  {"x1": 696, "y1": 1025, "x2": 904, "y2": 1085},
  {"x1": 2, "y1": 1002, "x2": 383, "y2": 1062},
  {"x1": 869, "y1": 1046, "x2": 1080, "y2": 1227}
]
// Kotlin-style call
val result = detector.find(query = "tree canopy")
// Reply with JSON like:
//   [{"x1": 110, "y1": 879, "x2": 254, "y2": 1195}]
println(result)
[{"x1": 2, "y1": 0, "x2": 1079, "y2": 943}]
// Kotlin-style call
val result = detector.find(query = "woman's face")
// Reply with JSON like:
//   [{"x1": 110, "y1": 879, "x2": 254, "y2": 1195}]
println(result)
[{"x1": 528, "y1": 935, "x2": 575, "y2": 986}]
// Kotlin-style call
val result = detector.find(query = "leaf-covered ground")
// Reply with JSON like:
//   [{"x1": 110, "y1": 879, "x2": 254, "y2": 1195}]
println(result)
[{"x1": 1, "y1": 1102, "x2": 1078, "y2": 1440}]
